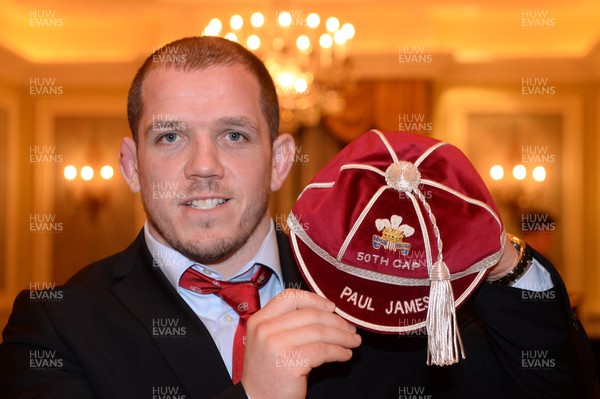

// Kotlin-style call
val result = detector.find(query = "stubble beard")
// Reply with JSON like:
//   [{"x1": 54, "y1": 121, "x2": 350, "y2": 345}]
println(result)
[{"x1": 141, "y1": 177, "x2": 271, "y2": 266}]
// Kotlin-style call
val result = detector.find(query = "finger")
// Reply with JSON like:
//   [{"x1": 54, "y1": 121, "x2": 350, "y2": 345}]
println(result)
[
  {"x1": 277, "y1": 323, "x2": 362, "y2": 349},
  {"x1": 266, "y1": 344, "x2": 354, "y2": 375},
  {"x1": 257, "y1": 289, "x2": 336, "y2": 317},
  {"x1": 295, "y1": 343, "x2": 356, "y2": 369},
  {"x1": 256, "y1": 307, "x2": 356, "y2": 334}
]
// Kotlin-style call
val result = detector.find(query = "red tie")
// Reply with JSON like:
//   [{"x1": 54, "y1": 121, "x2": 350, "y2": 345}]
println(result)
[{"x1": 179, "y1": 265, "x2": 272, "y2": 384}]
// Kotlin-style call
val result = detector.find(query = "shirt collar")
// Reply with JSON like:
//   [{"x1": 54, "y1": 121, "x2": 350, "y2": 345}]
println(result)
[{"x1": 144, "y1": 221, "x2": 283, "y2": 288}]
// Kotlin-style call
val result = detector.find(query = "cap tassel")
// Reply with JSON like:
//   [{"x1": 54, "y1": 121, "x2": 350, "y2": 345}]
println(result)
[{"x1": 426, "y1": 260, "x2": 465, "y2": 366}]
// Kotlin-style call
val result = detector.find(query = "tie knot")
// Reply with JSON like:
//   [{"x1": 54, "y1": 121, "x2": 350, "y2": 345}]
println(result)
[{"x1": 179, "y1": 264, "x2": 272, "y2": 316}]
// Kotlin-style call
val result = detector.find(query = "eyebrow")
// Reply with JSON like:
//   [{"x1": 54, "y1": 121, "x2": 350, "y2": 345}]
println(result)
[
  {"x1": 214, "y1": 116, "x2": 259, "y2": 133},
  {"x1": 142, "y1": 119, "x2": 187, "y2": 136}
]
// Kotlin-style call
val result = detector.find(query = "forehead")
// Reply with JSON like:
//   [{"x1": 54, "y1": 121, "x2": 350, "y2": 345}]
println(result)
[{"x1": 141, "y1": 64, "x2": 261, "y2": 104}]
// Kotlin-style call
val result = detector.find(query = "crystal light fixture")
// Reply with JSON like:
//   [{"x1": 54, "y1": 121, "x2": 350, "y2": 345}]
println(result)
[{"x1": 203, "y1": 11, "x2": 355, "y2": 132}]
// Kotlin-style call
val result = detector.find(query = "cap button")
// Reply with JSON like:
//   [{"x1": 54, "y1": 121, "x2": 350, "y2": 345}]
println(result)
[{"x1": 385, "y1": 161, "x2": 421, "y2": 193}]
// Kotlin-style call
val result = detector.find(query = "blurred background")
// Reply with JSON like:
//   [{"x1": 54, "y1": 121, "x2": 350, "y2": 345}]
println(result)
[{"x1": 0, "y1": 0, "x2": 599, "y2": 341}]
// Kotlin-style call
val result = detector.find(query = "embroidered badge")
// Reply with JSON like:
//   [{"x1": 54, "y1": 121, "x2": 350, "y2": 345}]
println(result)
[{"x1": 372, "y1": 215, "x2": 415, "y2": 255}]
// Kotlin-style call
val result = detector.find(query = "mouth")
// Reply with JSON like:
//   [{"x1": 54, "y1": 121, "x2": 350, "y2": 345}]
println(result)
[{"x1": 184, "y1": 198, "x2": 229, "y2": 210}]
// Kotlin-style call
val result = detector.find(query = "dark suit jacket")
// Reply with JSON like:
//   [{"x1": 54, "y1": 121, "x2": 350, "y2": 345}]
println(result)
[{"x1": 0, "y1": 230, "x2": 597, "y2": 398}]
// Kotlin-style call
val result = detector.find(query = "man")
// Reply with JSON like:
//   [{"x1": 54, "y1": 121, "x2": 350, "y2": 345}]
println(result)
[{"x1": 0, "y1": 36, "x2": 597, "y2": 399}]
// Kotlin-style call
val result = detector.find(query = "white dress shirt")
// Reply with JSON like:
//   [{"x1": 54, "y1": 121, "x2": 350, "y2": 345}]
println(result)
[
  {"x1": 511, "y1": 253, "x2": 553, "y2": 291},
  {"x1": 145, "y1": 221, "x2": 285, "y2": 379}
]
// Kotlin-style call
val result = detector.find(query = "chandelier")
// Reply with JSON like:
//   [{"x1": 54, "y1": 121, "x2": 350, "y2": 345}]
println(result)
[{"x1": 202, "y1": 11, "x2": 355, "y2": 132}]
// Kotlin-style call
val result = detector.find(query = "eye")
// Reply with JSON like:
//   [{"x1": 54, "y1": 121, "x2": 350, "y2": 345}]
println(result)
[
  {"x1": 160, "y1": 132, "x2": 179, "y2": 143},
  {"x1": 227, "y1": 131, "x2": 244, "y2": 142}
]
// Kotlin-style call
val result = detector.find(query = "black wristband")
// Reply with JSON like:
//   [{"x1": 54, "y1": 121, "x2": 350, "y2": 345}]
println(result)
[{"x1": 488, "y1": 234, "x2": 533, "y2": 286}]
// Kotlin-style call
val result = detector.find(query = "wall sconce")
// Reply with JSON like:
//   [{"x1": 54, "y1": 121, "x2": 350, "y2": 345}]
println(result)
[
  {"x1": 489, "y1": 164, "x2": 547, "y2": 182},
  {"x1": 63, "y1": 164, "x2": 114, "y2": 218},
  {"x1": 487, "y1": 163, "x2": 547, "y2": 209}
]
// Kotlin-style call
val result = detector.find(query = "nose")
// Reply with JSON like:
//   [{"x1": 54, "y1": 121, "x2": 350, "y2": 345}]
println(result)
[{"x1": 184, "y1": 135, "x2": 225, "y2": 180}]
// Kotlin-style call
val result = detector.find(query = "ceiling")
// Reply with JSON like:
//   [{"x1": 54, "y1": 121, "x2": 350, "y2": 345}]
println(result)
[{"x1": 2, "y1": 0, "x2": 600, "y2": 66}]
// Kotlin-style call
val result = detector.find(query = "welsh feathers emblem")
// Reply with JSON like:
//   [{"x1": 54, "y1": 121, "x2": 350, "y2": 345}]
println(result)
[{"x1": 372, "y1": 215, "x2": 415, "y2": 255}]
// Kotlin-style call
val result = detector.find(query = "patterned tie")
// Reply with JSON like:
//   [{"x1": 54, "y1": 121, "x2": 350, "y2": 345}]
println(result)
[{"x1": 179, "y1": 264, "x2": 272, "y2": 384}]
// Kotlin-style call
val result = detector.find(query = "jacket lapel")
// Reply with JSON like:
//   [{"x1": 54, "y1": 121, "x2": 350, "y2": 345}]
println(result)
[{"x1": 110, "y1": 231, "x2": 235, "y2": 397}]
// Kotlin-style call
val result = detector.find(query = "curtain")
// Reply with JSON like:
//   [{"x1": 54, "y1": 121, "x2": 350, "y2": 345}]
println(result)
[{"x1": 324, "y1": 80, "x2": 432, "y2": 143}]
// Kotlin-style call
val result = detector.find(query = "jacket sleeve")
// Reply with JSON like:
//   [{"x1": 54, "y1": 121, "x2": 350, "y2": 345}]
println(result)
[
  {"x1": 0, "y1": 290, "x2": 96, "y2": 399},
  {"x1": 472, "y1": 248, "x2": 600, "y2": 399}
]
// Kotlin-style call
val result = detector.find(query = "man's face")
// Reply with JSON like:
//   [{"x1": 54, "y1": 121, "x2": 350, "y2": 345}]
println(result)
[{"x1": 126, "y1": 65, "x2": 281, "y2": 270}]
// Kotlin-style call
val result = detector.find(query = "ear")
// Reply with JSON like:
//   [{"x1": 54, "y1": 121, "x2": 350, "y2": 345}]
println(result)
[
  {"x1": 119, "y1": 137, "x2": 141, "y2": 193},
  {"x1": 270, "y1": 133, "x2": 295, "y2": 192}
]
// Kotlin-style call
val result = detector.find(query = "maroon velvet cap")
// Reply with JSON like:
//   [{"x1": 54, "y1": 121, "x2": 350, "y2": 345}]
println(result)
[{"x1": 287, "y1": 130, "x2": 505, "y2": 364}]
